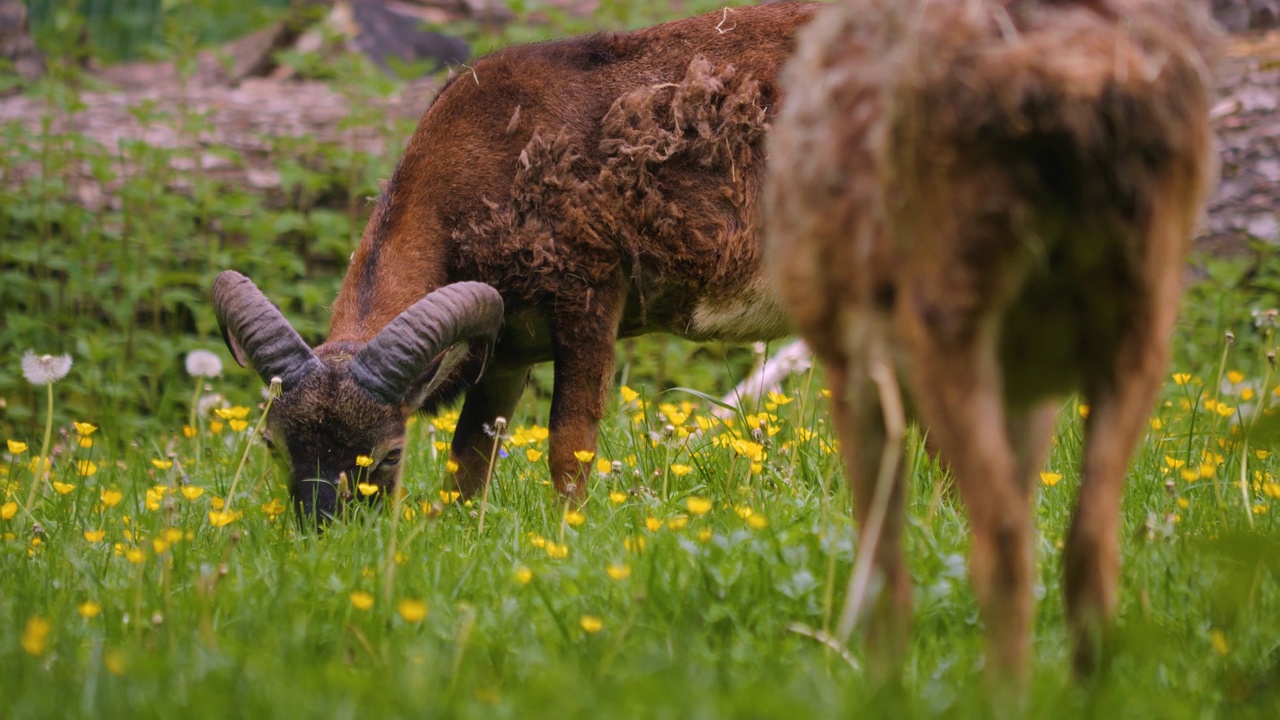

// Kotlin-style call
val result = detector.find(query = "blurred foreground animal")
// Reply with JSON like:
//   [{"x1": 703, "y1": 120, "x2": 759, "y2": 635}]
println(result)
[
  {"x1": 213, "y1": 2, "x2": 818, "y2": 523},
  {"x1": 766, "y1": 0, "x2": 1219, "y2": 684}
]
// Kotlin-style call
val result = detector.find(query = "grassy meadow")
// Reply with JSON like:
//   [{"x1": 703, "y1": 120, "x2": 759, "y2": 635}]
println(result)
[{"x1": 4, "y1": 1, "x2": 1280, "y2": 717}]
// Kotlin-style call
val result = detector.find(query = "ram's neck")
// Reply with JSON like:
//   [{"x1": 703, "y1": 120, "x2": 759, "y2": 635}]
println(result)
[{"x1": 329, "y1": 153, "x2": 451, "y2": 344}]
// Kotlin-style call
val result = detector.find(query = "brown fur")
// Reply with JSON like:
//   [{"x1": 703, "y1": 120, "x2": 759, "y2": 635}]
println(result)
[
  {"x1": 324, "y1": 3, "x2": 818, "y2": 496},
  {"x1": 766, "y1": 0, "x2": 1219, "y2": 685}
]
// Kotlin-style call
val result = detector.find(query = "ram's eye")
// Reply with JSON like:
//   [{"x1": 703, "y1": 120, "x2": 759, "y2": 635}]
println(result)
[
  {"x1": 262, "y1": 436, "x2": 276, "y2": 451},
  {"x1": 381, "y1": 449, "x2": 402, "y2": 467}
]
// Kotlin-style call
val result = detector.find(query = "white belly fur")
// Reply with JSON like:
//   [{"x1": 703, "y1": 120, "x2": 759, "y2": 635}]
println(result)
[{"x1": 689, "y1": 274, "x2": 791, "y2": 342}]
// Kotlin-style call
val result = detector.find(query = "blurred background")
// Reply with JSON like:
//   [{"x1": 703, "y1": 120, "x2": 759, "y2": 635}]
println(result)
[{"x1": 1, "y1": 0, "x2": 1279, "y2": 445}]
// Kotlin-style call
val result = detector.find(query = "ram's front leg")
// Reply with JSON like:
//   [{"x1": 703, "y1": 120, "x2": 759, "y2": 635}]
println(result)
[
  {"x1": 547, "y1": 285, "x2": 625, "y2": 498},
  {"x1": 449, "y1": 364, "x2": 531, "y2": 498}
]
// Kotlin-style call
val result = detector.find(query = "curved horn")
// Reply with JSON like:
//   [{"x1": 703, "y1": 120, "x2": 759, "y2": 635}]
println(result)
[
  {"x1": 349, "y1": 282, "x2": 504, "y2": 404},
  {"x1": 211, "y1": 271, "x2": 322, "y2": 390}
]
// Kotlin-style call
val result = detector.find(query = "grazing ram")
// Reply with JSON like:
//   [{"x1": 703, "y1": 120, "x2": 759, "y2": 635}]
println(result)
[
  {"x1": 213, "y1": 2, "x2": 819, "y2": 523},
  {"x1": 765, "y1": 0, "x2": 1219, "y2": 683}
]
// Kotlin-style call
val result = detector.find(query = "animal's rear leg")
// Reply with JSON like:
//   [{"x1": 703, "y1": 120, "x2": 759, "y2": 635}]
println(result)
[
  {"x1": 450, "y1": 365, "x2": 530, "y2": 498},
  {"x1": 908, "y1": 333, "x2": 1034, "y2": 688},
  {"x1": 1066, "y1": 351, "x2": 1164, "y2": 675}
]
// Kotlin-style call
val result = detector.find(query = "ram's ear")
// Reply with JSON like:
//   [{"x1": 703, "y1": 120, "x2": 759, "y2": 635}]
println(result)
[
  {"x1": 399, "y1": 338, "x2": 492, "y2": 411},
  {"x1": 348, "y1": 282, "x2": 504, "y2": 405},
  {"x1": 218, "y1": 321, "x2": 249, "y2": 369}
]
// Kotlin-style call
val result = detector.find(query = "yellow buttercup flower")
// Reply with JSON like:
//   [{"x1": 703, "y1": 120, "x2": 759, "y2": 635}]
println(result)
[
  {"x1": 746, "y1": 515, "x2": 768, "y2": 530},
  {"x1": 78, "y1": 601, "x2": 102, "y2": 619},
  {"x1": 20, "y1": 616, "x2": 49, "y2": 656},
  {"x1": 228, "y1": 419, "x2": 249, "y2": 433},
  {"x1": 620, "y1": 386, "x2": 640, "y2": 404},
  {"x1": 670, "y1": 464, "x2": 692, "y2": 477},
  {"x1": 606, "y1": 563, "x2": 631, "y2": 581},
  {"x1": 73, "y1": 422, "x2": 98, "y2": 436},
  {"x1": 545, "y1": 542, "x2": 569, "y2": 559},
  {"x1": 1172, "y1": 373, "x2": 1192, "y2": 386},
  {"x1": 525, "y1": 449, "x2": 543, "y2": 463},
  {"x1": 53, "y1": 481, "x2": 76, "y2": 494},
  {"x1": 1216, "y1": 403, "x2": 1235, "y2": 418},
  {"x1": 76, "y1": 460, "x2": 97, "y2": 477},
  {"x1": 355, "y1": 455, "x2": 374, "y2": 468},
  {"x1": 596, "y1": 458, "x2": 611, "y2": 474},
  {"x1": 101, "y1": 489, "x2": 123, "y2": 507},
  {"x1": 208, "y1": 509, "x2": 242, "y2": 527},
  {"x1": 1040, "y1": 472, "x2": 1063, "y2": 487},
  {"x1": 262, "y1": 499, "x2": 286, "y2": 518},
  {"x1": 357, "y1": 483, "x2": 379, "y2": 496},
  {"x1": 7, "y1": 440, "x2": 28, "y2": 454},
  {"x1": 644, "y1": 517, "x2": 662, "y2": 532},
  {"x1": 84, "y1": 530, "x2": 105, "y2": 542},
  {"x1": 686, "y1": 497, "x2": 712, "y2": 516},
  {"x1": 1, "y1": 501, "x2": 17, "y2": 520},
  {"x1": 214, "y1": 407, "x2": 250, "y2": 420},
  {"x1": 1227, "y1": 370, "x2": 1244, "y2": 384},
  {"x1": 564, "y1": 509, "x2": 586, "y2": 527},
  {"x1": 349, "y1": 591, "x2": 374, "y2": 610},
  {"x1": 667, "y1": 516, "x2": 689, "y2": 531},
  {"x1": 397, "y1": 599, "x2": 428, "y2": 623},
  {"x1": 180, "y1": 486, "x2": 204, "y2": 501},
  {"x1": 609, "y1": 491, "x2": 628, "y2": 504},
  {"x1": 579, "y1": 615, "x2": 603, "y2": 634},
  {"x1": 515, "y1": 566, "x2": 533, "y2": 585},
  {"x1": 440, "y1": 490, "x2": 461, "y2": 504},
  {"x1": 573, "y1": 450, "x2": 595, "y2": 463},
  {"x1": 1210, "y1": 630, "x2": 1229, "y2": 656},
  {"x1": 151, "y1": 459, "x2": 173, "y2": 470}
]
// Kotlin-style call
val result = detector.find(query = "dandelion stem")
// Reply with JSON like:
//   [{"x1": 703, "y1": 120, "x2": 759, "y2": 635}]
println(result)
[
  {"x1": 188, "y1": 376, "x2": 204, "y2": 472},
  {"x1": 223, "y1": 382, "x2": 279, "y2": 513},
  {"x1": 1241, "y1": 437, "x2": 1254, "y2": 528},
  {"x1": 25, "y1": 382, "x2": 55, "y2": 510},
  {"x1": 476, "y1": 418, "x2": 506, "y2": 534}
]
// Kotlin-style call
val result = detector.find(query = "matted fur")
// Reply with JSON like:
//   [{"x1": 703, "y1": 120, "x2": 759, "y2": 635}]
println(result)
[
  {"x1": 767, "y1": 0, "x2": 1219, "y2": 684},
  {"x1": 281, "y1": 3, "x2": 819, "y2": 500}
]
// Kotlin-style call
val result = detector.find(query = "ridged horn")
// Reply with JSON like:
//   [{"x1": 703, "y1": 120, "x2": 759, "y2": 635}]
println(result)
[
  {"x1": 211, "y1": 271, "x2": 322, "y2": 391},
  {"x1": 349, "y1": 282, "x2": 504, "y2": 404}
]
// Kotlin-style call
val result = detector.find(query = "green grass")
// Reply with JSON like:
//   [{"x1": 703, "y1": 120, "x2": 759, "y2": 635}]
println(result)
[
  {"x1": 3, "y1": 346, "x2": 1280, "y2": 717},
  {"x1": 4, "y1": 1, "x2": 1280, "y2": 716}
]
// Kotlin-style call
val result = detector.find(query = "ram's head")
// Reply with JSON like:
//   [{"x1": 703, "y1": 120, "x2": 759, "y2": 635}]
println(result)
[{"x1": 211, "y1": 271, "x2": 503, "y2": 524}]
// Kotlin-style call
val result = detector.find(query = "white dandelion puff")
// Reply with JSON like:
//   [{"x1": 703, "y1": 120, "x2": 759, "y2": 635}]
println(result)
[
  {"x1": 21, "y1": 351, "x2": 72, "y2": 385},
  {"x1": 197, "y1": 393, "x2": 226, "y2": 416},
  {"x1": 185, "y1": 349, "x2": 223, "y2": 378}
]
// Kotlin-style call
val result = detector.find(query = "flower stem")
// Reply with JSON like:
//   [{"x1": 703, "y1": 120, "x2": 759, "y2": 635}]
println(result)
[
  {"x1": 24, "y1": 382, "x2": 55, "y2": 510},
  {"x1": 188, "y1": 376, "x2": 204, "y2": 472},
  {"x1": 223, "y1": 381, "x2": 279, "y2": 513}
]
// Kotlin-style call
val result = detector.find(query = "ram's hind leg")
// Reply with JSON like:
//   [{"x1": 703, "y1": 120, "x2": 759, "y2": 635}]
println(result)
[
  {"x1": 1066, "y1": 333, "x2": 1169, "y2": 675},
  {"x1": 907, "y1": 325, "x2": 1035, "y2": 688},
  {"x1": 450, "y1": 365, "x2": 531, "y2": 498}
]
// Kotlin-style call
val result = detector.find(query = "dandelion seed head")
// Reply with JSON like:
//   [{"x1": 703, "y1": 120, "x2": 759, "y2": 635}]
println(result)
[
  {"x1": 21, "y1": 351, "x2": 72, "y2": 385},
  {"x1": 184, "y1": 350, "x2": 223, "y2": 378}
]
